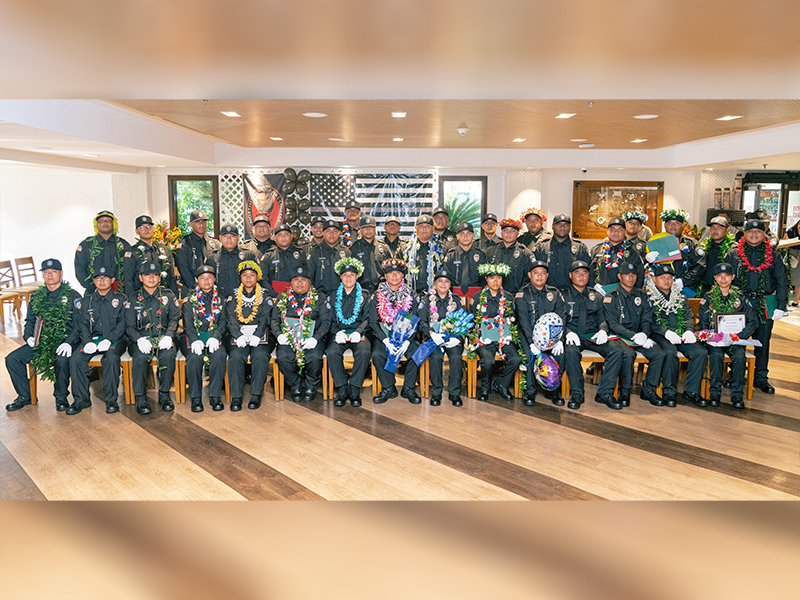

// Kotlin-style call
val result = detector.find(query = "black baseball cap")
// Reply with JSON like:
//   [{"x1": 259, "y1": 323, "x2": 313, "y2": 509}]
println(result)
[
  {"x1": 744, "y1": 219, "x2": 766, "y2": 231},
  {"x1": 195, "y1": 264, "x2": 216, "y2": 277},
  {"x1": 482, "y1": 213, "x2": 498, "y2": 223},
  {"x1": 40, "y1": 258, "x2": 62, "y2": 271},
  {"x1": 344, "y1": 200, "x2": 361, "y2": 211},
  {"x1": 607, "y1": 218, "x2": 626, "y2": 228},
  {"x1": 385, "y1": 215, "x2": 401, "y2": 225},
  {"x1": 714, "y1": 262, "x2": 733, "y2": 275},
  {"x1": 708, "y1": 216, "x2": 729, "y2": 227},
  {"x1": 433, "y1": 269, "x2": 454, "y2": 282},
  {"x1": 619, "y1": 260, "x2": 638, "y2": 273},
  {"x1": 140, "y1": 262, "x2": 160, "y2": 274},
  {"x1": 570, "y1": 260, "x2": 589, "y2": 272},
  {"x1": 653, "y1": 264, "x2": 675, "y2": 276},
  {"x1": 189, "y1": 210, "x2": 208, "y2": 222},
  {"x1": 135, "y1": 215, "x2": 154, "y2": 228},
  {"x1": 253, "y1": 213, "x2": 270, "y2": 225},
  {"x1": 291, "y1": 266, "x2": 311, "y2": 280},
  {"x1": 324, "y1": 220, "x2": 341, "y2": 231},
  {"x1": 552, "y1": 214, "x2": 571, "y2": 225},
  {"x1": 220, "y1": 223, "x2": 239, "y2": 236},
  {"x1": 529, "y1": 259, "x2": 549, "y2": 272},
  {"x1": 360, "y1": 216, "x2": 377, "y2": 228},
  {"x1": 93, "y1": 266, "x2": 113, "y2": 278},
  {"x1": 273, "y1": 224, "x2": 293, "y2": 235},
  {"x1": 433, "y1": 207, "x2": 449, "y2": 217},
  {"x1": 310, "y1": 216, "x2": 325, "y2": 226},
  {"x1": 456, "y1": 222, "x2": 474, "y2": 233},
  {"x1": 416, "y1": 215, "x2": 434, "y2": 226}
]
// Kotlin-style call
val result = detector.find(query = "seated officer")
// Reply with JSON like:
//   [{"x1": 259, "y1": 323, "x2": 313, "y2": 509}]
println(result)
[
  {"x1": 419, "y1": 269, "x2": 465, "y2": 407},
  {"x1": 646, "y1": 263, "x2": 708, "y2": 408},
  {"x1": 182, "y1": 264, "x2": 227, "y2": 412},
  {"x1": 127, "y1": 262, "x2": 181, "y2": 415},
  {"x1": 69, "y1": 266, "x2": 128, "y2": 414},
  {"x1": 699, "y1": 262, "x2": 757, "y2": 409},
  {"x1": 272, "y1": 266, "x2": 327, "y2": 403},
  {"x1": 471, "y1": 263, "x2": 522, "y2": 402},
  {"x1": 515, "y1": 260, "x2": 567, "y2": 406},
  {"x1": 443, "y1": 222, "x2": 485, "y2": 294},
  {"x1": 226, "y1": 261, "x2": 274, "y2": 411},
  {"x1": 5, "y1": 259, "x2": 82, "y2": 413},
  {"x1": 562, "y1": 260, "x2": 632, "y2": 410},
  {"x1": 322, "y1": 258, "x2": 371, "y2": 407},
  {"x1": 604, "y1": 260, "x2": 665, "y2": 409}
]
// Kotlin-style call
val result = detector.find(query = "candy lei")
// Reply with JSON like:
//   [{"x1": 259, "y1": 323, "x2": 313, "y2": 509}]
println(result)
[
  {"x1": 645, "y1": 279, "x2": 686, "y2": 335},
  {"x1": 376, "y1": 282, "x2": 413, "y2": 324},
  {"x1": 595, "y1": 238, "x2": 631, "y2": 284},
  {"x1": 428, "y1": 289, "x2": 458, "y2": 324},
  {"x1": 190, "y1": 286, "x2": 220, "y2": 332},
  {"x1": 737, "y1": 238, "x2": 773, "y2": 322},
  {"x1": 278, "y1": 289, "x2": 318, "y2": 373},
  {"x1": 235, "y1": 284, "x2": 263, "y2": 324},
  {"x1": 709, "y1": 284, "x2": 741, "y2": 315},
  {"x1": 335, "y1": 283, "x2": 363, "y2": 326}
]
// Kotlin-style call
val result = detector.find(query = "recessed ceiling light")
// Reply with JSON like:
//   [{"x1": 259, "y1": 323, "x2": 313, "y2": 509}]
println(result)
[
  {"x1": 81, "y1": 153, "x2": 99, "y2": 157},
  {"x1": 512, "y1": 138, "x2": 526, "y2": 142},
  {"x1": 617, "y1": 167, "x2": 625, "y2": 170},
  {"x1": 156, "y1": 165, "x2": 166, "y2": 168},
  {"x1": 578, "y1": 143, "x2": 595, "y2": 149},
  {"x1": 269, "y1": 137, "x2": 283, "y2": 141},
  {"x1": 634, "y1": 114, "x2": 659, "y2": 119},
  {"x1": 328, "y1": 137, "x2": 344, "y2": 141},
  {"x1": 570, "y1": 139, "x2": 588, "y2": 142},
  {"x1": 220, "y1": 111, "x2": 241, "y2": 117},
  {"x1": 391, "y1": 112, "x2": 407, "y2": 118},
  {"x1": 393, "y1": 137, "x2": 404, "y2": 142},
  {"x1": 303, "y1": 112, "x2": 328, "y2": 118},
  {"x1": 705, "y1": 167, "x2": 714, "y2": 171},
  {"x1": 715, "y1": 115, "x2": 742, "y2": 121},
  {"x1": 630, "y1": 139, "x2": 648, "y2": 143},
  {"x1": 555, "y1": 113, "x2": 576, "y2": 119}
]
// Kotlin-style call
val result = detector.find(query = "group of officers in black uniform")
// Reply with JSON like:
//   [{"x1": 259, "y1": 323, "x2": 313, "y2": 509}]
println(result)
[{"x1": 4, "y1": 202, "x2": 788, "y2": 416}]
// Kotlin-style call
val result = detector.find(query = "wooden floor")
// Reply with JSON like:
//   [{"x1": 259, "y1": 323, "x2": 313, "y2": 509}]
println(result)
[{"x1": 1, "y1": 314, "x2": 799, "y2": 500}]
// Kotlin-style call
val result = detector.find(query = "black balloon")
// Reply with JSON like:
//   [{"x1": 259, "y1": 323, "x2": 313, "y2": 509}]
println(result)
[
  {"x1": 284, "y1": 198, "x2": 297, "y2": 211},
  {"x1": 298, "y1": 199, "x2": 311, "y2": 211},
  {"x1": 298, "y1": 212, "x2": 311, "y2": 224},
  {"x1": 284, "y1": 167, "x2": 297, "y2": 181},
  {"x1": 290, "y1": 225, "x2": 302, "y2": 238},
  {"x1": 297, "y1": 170, "x2": 311, "y2": 183},
  {"x1": 296, "y1": 182, "x2": 309, "y2": 197},
  {"x1": 282, "y1": 181, "x2": 296, "y2": 195},
  {"x1": 285, "y1": 210, "x2": 298, "y2": 223}
]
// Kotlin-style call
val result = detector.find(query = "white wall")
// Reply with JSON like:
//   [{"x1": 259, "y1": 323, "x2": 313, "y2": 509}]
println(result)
[{"x1": 0, "y1": 164, "x2": 113, "y2": 290}]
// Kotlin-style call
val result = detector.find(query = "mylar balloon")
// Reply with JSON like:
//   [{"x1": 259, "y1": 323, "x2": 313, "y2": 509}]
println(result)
[
  {"x1": 296, "y1": 182, "x2": 309, "y2": 197},
  {"x1": 297, "y1": 169, "x2": 311, "y2": 183},
  {"x1": 531, "y1": 313, "x2": 563, "y2": 351},
  {"x1": 534, "y1": 353, "x2": 561, "y2": 391},
  {"x1": 284, "y1": 167, "x2": 297, "y2": 181}
]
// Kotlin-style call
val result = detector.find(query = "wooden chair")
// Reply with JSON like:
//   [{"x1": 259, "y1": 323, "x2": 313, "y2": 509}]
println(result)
[
  {"x1": 6, "y1": 257, "x2": 42, "y2": 312},
  {"x1": 28, "y1": 351, "x2": 133, "y2": 405},
  {"x1": 325, "y1": 348, "x2": 373, "y2": 400},
  {"x1": 465, "y1": 354, "x2": 521, "y2": 398},
  {"x1": 370, "y1": 358, "x2": 429, "y2": 397},
  {"x1": 417, "y1": 351, "x2": 470, "y2": 399},
  {"x1": 0, "y1": 260, "x2": 22, "y2": 322}
]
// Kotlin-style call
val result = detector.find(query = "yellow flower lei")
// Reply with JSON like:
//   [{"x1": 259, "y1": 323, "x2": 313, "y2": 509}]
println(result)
[{"x1": 235, "y1": 284, "x2": 263, "y2": 324}]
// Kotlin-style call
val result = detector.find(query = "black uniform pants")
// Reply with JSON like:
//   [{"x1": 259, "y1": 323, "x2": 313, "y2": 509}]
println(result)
[
  {"x1": 6, "y1": 344, "x2": 72, "y2": 401},
  {"x1": 564, "y1": 339, "x2": 629, "y2": 399},
  {"x1": 276, "y1": 343, "x2": 324, "y2": 391},
  {"x1": 752, "y1": 318, "x2": 773, "y2": 386},
  {"x1": 477, "y1": 342, "x2": 521, "y2": 389},
  {"x1": 708, "y1": 345, "x2": 745, "y2": 397},
  {"x1": 229, "y1": 343, "x2": 273, "y2": 399},
  {"x1": 326, "y1": 339, "x2": 371, "y2": 389},
  {"x1": 184, "y1": 346, "x2": 227, "y2": 401},
  {"x1": 131, "y1": 344, "x2": 177, "y2": 397},
  {"x1": 428, "y1": 344, "x2": 464, "y2": 397},
  {"x1": 371, "y1": 338, "x2": 421, "y2": 392},
  {"x1": 70, "y1": 345, "x2": 125, "y2": 404},
  {"x1": 637, "y1": 342, "x2": 666, "y2": 392},
  {"x1": 651, "y1": 335, "x2": 707, "y2": 396}
]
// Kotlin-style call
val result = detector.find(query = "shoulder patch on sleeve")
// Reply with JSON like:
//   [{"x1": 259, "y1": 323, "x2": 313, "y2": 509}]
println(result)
[
  {"x1": 700, "y1": 298, "x2": 706, "y2": 304},
  {"x1": 76, "y1": 245, "x2": 82, "y2": 251},
  {"x1": 175, "y1": 243, "x2": 182, "y2": 249},
  {"x1": 515, "y1": 292, "x2": 523, "y2": 298},
  {"x1": 124, "y1": 301, "x2": 131, "y2": 309},
  {"x1": 603, "y1": 296, "x2": 612, "y2": 303},
  {"x1": 124, "y1": 252, "x2": 132, "y2": 258}
]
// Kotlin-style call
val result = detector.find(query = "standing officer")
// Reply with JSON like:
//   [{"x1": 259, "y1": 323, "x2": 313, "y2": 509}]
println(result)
[
  {"x1": 309, "y1": 219, "x2": 351, "y2": 296},
  {"x1": 127, "y1": 262, "x2": 181, "y2": 415},
  {"x1": 485, "y1": 219, "x2": 533, "y2": 295},
  {"x1": 700, "y1": 216, "x2": 736, "y2": 294},
  {"x1": 302, "y1": 216, "x2": 326, "y2": 256},
  {"x1": 623, "y1": 210, "x2": 653, "y2": 243},
  {"x1": 562, "y1": 261, "x2": 631, "y2": 410},
  {"x1": 175, "y1": 210, "x2": 221, "y2": 292},
  {"x1": 604, "y1": 260, "x2": 665, "y2": 408},
  {"x1": 75, "y1": 210, "x2": 136, "y2": 295},
  {"x1": 342, "y1": 200, "x2": 362, "y2": 247},
  {"x1": 350, "y1": 215, "x2": 392, "y2": 292},
  {"x1": 479, "y1": 213, "x2": 502, "y2": 252},
  {"x1": 725, "y1": 218, "x2": 788, "y2": 393},
  {"x1": 5, "y1": 259, "x2": 82, "y2": 412},
  {"x1": 240, "y1": 213, "x2": 275, "y2": 261},
  {"x1": 259, "y1": 223, "x2": 309, "y2": 296},
  {"x1": 209, "y1": 223, "x2": 258, "y2": 299},
  {"x1": 645, "y1": 209, "x2": 705, "y2": 291},
  {"x1": 589, "y1": 217, "x2": 644, "y2": 293},
  {"x1": 444, "y1": 222, "x2": 485, "y2": 294},
  {"x1": 69, "y1": 265, "x2": 128, "y2": 414},
  {"x1": 433, "y1": 207, "x2": 458, "y2": 252},
  {"x1": 132, "y1": 215, "x2": 177, "y2": 294},
  {"x1": 534, "y1": 214, "x2": 590, "y2": 291},
  {"x1": 518, "y1": 208, "x2": 551, "y2": 249},
  {"x1": 404, "y1": 214, "x2": 445, "y2": 293},
  {"x1": 381, "y1": 215, "x2": 407, "y2": 259},
  {"x1": 182, "y1": 264, "x2": 227, "y2": 412}
]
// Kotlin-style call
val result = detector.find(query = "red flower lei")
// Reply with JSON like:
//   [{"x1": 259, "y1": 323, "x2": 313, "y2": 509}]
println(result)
[
  {"x1": 193, "y1": 286, "x2": 221, "y2": 329},
  {"x1": 736, "y1": 237, "x2": 773, "y2": 272},
  {"x1": 602, "y1": 238, "x2": 630, "y2": 270},
  {"x1": 287, "y1": 291, "x2": 313, "y2": 317}
]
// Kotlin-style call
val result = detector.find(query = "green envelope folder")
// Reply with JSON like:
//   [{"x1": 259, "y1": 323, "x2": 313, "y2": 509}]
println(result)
[
  {"x1": 285, "y1": 317, "x2": 315, "y2": 338},
  {"x1": 646, "y1": 234, "x2": 682, "y2": 263},
  {"x1": 480, "y1": 322, "x2": 501, "y2": 342},
  {"x1": 764, "y1": 294, "x2": 778, "y2": 320},
  {"x1": 91, "y1": 335, "x2": 116, "y2": 350},
  {"x1": 602, "y1": 283, "x2": 619, "y2": 295}
]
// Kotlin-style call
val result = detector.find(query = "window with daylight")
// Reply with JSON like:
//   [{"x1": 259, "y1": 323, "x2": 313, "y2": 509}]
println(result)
[
  {"x1": 438, "y1": 176, "x2": 487, "y2": 232},
  {"x1": 169, "y1": 176, "x2": 220, "y2": 237}
]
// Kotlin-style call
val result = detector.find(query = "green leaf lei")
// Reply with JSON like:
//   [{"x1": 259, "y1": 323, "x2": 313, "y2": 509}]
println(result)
[
  {"x1": 708, "y1": 284, "x2": 741, "y2": 315},
  {"x1": 702, "y1": 232, "x2": 735, "y2": 263},
  {"x1": 29, "y1": 282, "x2": 73, "y2": 382},
  {"x1": 89, "y1": 236, "x2": 125, "y2": 290},
  {"x1": 278, "y1": 289, "x2": 318, "y2": 374}
]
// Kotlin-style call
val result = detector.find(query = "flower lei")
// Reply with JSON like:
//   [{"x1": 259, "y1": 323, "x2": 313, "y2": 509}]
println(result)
[
  {"x1": 190, "y1": 285, "x2": 221, "y2": 333},
  {"x1": 335, "y1": 283, "x2": 363, "y2": 325},
  {"x1": 376, "y1": 281, "x2": 414, "y2": 324},
  {"x1": 139, "y1": 287, "x2": 170, "y2": 374},
  {"x1": 645, "y1": 278, "x2": 687, "y2": 335},
  {"x1": 278, "y1": 289, "x2": 318, "y2": 373},
  {"x1": 403, "y1": 233, "x2": 444, "y2": 288},
  {"x1": 708, "y1": 284, "x2": 741, "y2": 315},
  {"x1": 737, "y1": 237, "x2": 773, "y2": 323},
  {"x1": 89, "y1": 235, "x2": 125, "y2": 289},
  {"x1": 136, "y1": 238, "x2": 171, "y2": 280},
  {"x1": 595, "y1": 238, "x2": 631, "y2": 284},
  {"x1": 29, "y1": 282, "x2": 73, "y2": 382},
  {"x1": 428, "y1": 289, "x2": 458, "y2": 324},
  {"x1": 702, "y1": 232, "x2": 735, "y2": 263},
  {"x1": 343, "y1": 222, "x2": 361, "y2": 247},
  {"x1": 235, "y1": 284, "x2": 263, "y2": 324}
]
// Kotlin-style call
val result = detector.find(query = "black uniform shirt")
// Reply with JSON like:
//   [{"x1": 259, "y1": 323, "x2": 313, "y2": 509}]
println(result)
[
  {"x1": 561, "y1": 285, "x2": 608, "y2": 335},
  {"x1": 418, "y1": 291, "x2": 462, "y2": 338},
  {"x1": 133, "y1": 239, "x2": 177, "y2": 294},
  {"x1": 225, "y1": 287, "x2": 272, "y2": 340},
  {"x1": 24, "y1": 284, "x2": 83, "y2": 346},
  {"x1": 259, "y1": 245, "x2": 309, "y2": 295},
  {"x1": 702, "y1": 239, "x2": 733, "y2": 288},
  {"x1": 125, "y1": 287, "x2": 180, "y2": 342},
  {"x1": 350, "y1": 238, "x2": 392, "y2": 291},
  {"x1": 444, "y1": 245, "x2": 485, "y2": 290},
  {"x1": 589, "y1": 240, "x2": 645, "y2": 287},
  {"x1": 478, "y1": 232, "x2": 501, "y2": 252},
  {"x1": 175, "y1": 232, "x2": 221, "y2": 289},
  {"x1": 240, "y1": 238, "x2": 275, "y2": 262},
  {"x1": 648, "y1": 288, "x2": 694, "y2": 336},
  {"x1": 309, "y1": 242, "x2": 351, "y2": 295},
  {"x1": 534, "y1": 237, "x2": 591, "y2": 291},
  {"x1": 698, "y1": 288, "x2": 757, "y2": 339},
  {"x1": 519, "y1": 229, "x2": 552, "y2": 251},
  {"x1": 670, "y1": 236, "x2": 706, "y2": 289},
  {"x1": 726, "y1": 242, "x2": 788, "y2": 310},
  {"x1": 603, "y1": 286, "x2": 654, "y2": 340},
  {"x1": 514, "y1": 283, "x2": 567, "y2": 346},
  {"x1": 319, "y1": 287, "x2": 371, "y2": 335},
  {"x1": 209, "y1": 246, "x2": 258, "y2": 299},
  {"x1": 368, "y1": 288, "x2": 421, "y2": 342},
  {"x1": 77, "y1": 289, "x2": 128, "y2": 346},
  {"x1": 182, "y1": 287, "x2": 227, "y2": 344},
  {"x1": 381, "y1": 235, "x2": 408, "y2": 259},
  {"x1": 485, "y1": 242, "x2": 533, "y2": 295},
  {"x1": 436, "y1": 228, "x2": 458, "y2": 253},
  {"x1": 75, "y1": 234, "x2": 136, "y2": 295},
  {"x1": 269, "y1": 290, "x2": 328, "y2": 341}
]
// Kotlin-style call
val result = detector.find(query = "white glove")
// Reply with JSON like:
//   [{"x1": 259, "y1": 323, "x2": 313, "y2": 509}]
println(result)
[
  {"x1": 83, "y1": 342, "x2": 98, "y2": 354},
  {"x1": 277, "y1": 334, "x2": 289, "y2": 346},
  {"x1": 191, "y1": 340, "x2": 205, "y2": 355},
  {"x1": 591, "y1": 330, "x2": 608, "y2": 345},
  {"x1": 335, "y1": 331, "x2": 348, "y2": 344},
  {"x1": 56, "y1": 343, "x2": 72, "y2": 357},
  {"x1": 665, "y1": 330, "x2": 682, "y2": 345},
  {"x1": 551, "y1": 341, "x2": 564, "y2": 356},
  {"x1": 632, "y1": 332, "x2": 648, "y2": 346},
  {"x1": 137, "y1": 337, "x2": 152, "y2": 354},
  {"x1": 444, "y1": 337, "x2": 461, "y2": 348},
  {"x1": 302, "y1": 337, "x2": 318, "y2": 350},
  {"x1": 158, "y1": 336, "x2": 173, "y2": 350},
  {"x1": 675, "y1": 278, "x2": 685, "y2": 291},
  {"x1": 206, "y1": 337, "x2": 220, "y2": 353},
  {"x1": 565, "y1": 331, "x2": 580, "y2": 346},
  {"x1": 682, "y1": 331, "x2": 696, "y2": 344},
  {"x1": 593, "y1": 284, "x2": 606, "y2": 296},
  {"x1": 383, "y1": 338, "x2": 395, "y2": 352},
  {"x1": 26, "y1": 337, "x2": 35, "y2": 347},
  {"x1": 399, "y1": 340, "x2": 410, "y2": 355},
  {"x1": 772, "y1": 309, "x2": 787, "y2": 321},
  {"x1": 349, "y1": 331, "x2": 361, "y2": 344},
  {"x1": 97, "y1": 339, "x2": 111, "y2": 352},
  {"x1": 430, "y1": 332, "x2": 445, "y2": 346},
  {"x1": 248, "y1": 335, "x2": 260, "y2": 347},
  {"x1": 481, "y1": 337, "x2": 493, "y2": 345},
  {"x1": 529, "y1": 343, "x2": 541, "y2": 356},
  {"x1": 645, "y1": 251, "x2": 658, "y2": 263},
  {"x1": 235, "y1": 335, "x2": 248, "y2": 348},
  {"x1": 642, "y1": 338, "x2": 656, "y2": 349}
]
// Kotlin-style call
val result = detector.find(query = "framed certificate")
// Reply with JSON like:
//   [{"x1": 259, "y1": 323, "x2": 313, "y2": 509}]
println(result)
[{"x1": 716, "y1": 313, "x2": 745, "y2": 335}]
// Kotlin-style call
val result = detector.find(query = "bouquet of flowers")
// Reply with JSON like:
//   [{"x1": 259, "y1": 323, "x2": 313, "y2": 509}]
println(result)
[
  {"x1": 384, "y1": 310, "x2": 420, "y2": 372},
  {"x1": 412, "y1": 308, "x2": 474, "y2": 366},
  {"x1": 154, "y1": 220, "x2": 185, "y2": 250}
]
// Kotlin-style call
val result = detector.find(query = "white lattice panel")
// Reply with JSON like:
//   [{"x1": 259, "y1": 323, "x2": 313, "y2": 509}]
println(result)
[
  {"x1": 112, "y1": 168, "x2": 149, "y2": 241},
  {"x1": 505, "y1": 169, "x2": 542, "y2": 220},
  {"x1": 699, "y1": 170, "x2": 739, "y2": 225}
]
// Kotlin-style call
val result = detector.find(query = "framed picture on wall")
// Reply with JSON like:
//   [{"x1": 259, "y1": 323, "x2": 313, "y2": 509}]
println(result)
[
  {"x1": 572, "y1": 180, "x2": 664, "y2": 239},
  {"x1": 438, "y1": 176, "x2": 487, "y2": 232}
]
